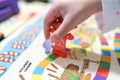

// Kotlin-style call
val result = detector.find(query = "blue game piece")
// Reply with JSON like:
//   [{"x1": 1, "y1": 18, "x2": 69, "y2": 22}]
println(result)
[{"x1": 43, "y1": 40, "x2": 53, "y2": 54}]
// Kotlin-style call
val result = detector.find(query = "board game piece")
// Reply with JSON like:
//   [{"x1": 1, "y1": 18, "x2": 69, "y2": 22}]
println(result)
[
  {"x1": 43, "y1": 40, "x2": 53, "y2": 54},
  {"x1": 43, "y1": 21, "x2": 74, "y2": 57},
  {"x1": 50, "y1": 22, "x2": 74, "y2": 58}
]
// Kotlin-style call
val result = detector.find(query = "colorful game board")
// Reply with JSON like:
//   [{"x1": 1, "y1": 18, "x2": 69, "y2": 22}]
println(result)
[
  {"x1": 0, "y1": 5, "x2": 120, "y2": 80},
  {"x1": 31, "y1": 16, "x2": 120, "y2": 80}
]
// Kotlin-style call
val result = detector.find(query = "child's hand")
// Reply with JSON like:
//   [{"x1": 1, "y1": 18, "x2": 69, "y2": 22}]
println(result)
[{"x1": 44, "y1": 0, "x2": 102, "y2": 42}]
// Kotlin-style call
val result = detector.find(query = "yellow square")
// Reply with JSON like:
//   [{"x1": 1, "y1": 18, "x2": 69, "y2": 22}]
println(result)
[
  {"x1": 32, "y1": 75, "x2": 42, "y2": 80},
  {"x1": 101, "y1": 45, "x2": 110, "y2": 51},
  {"x1": 116, "y1": 52, "x2": 120, "y2": 58},
  {"x1": 115, "y1": 42, "x2": 120, "y2": 47}
]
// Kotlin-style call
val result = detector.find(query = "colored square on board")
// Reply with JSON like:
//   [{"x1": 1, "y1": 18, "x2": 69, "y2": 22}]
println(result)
[
  {"x1": 100, "y1": 37, "x2": 106, "y2": 42},
  {"x1": 32, "y1": 75, "x2": 42, "y2": 80},
  {"x1": 115, "y1": 32, "x2": 120, "y2": 36},
  {"x1": 33, "y1": 66, "x2": 44, "y2": 75},
  {"x1": 115, "y1": 47, "x2": 120, "y2": 52},
  {"x1": 101, "y1": 56, "x2": 110, "y2": 63},
  {"x1": 99, "y1": 61, "x2": 110, "y2": 69},
  {"x1": 117, "y1": 58, "x2": 120, "y2": 65},
  {"x1": 115, "y1": 35, "x2": 120, "y2": 39},
  {"x1": 45, "y1": 54, "x2": 58, "y2": 62},
  {"x1": 93, "y1": 74, "x2": 106, "y2": 80},
  {"x1": 116, "y1": 52, "x2": 120, "y2": 58},
  {"x1": 115, "y1": 39, "x2": 120, "y2": 43},
  {"x1": 38, "y1": 60, "x2": 50, "y2": 68},
  {"x1": 97, "y1": 67, "x2": 109, "y2": 77},
  {"x1": 101, "y1": 41, "x2": 108, "y2": 45},
  {"x1": 114, "y1": 42, "x2": 120, "y2": 47},
  {"x1": 102, "y1": 50, "x2": 111, "y2": 56},
  {"x1": 101, "y1": 46, "x2": 110, "y2": 51}
]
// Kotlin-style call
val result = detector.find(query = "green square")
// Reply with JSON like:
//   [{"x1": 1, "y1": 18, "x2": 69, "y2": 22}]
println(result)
[
  {"x1": 45, "y1": 54, "x2": 58, "y2": 62},
  {"x1": 115, "y1": 39, "x2": 120, "y2": 43},
  {"x1": 99, "y1": 61, "x2": 110, "y2": 69}
]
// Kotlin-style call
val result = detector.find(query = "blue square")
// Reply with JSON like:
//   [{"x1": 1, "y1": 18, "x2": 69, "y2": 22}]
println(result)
[{"x1": 33, "y1": 66, "x2": 45, "y2": 75}]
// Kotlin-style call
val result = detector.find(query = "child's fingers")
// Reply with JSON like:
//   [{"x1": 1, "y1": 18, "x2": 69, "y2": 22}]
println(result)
[
  {"x1": 49, "y1": 15, "x2": 75, "y2": 42},
  {"x1": 44, "y1": 7, "x2": 59, "y2": 40}
]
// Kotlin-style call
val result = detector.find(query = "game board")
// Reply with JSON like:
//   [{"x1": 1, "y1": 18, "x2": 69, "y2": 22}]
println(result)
[
  {"x1": 31, "y1": 30, "x2": 120, "y2": 80},
  {"x1": 31, "y1": 16, "x2": 120, "y2": 80},
  {"x1": 0, "y1": 7, "x2": 120, "y2": 80}
]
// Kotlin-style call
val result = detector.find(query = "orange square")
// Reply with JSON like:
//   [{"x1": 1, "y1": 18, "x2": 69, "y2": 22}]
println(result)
[
  {"x1": 101, "y1": 56, "x2": 110, "y2": 63},
  {"x1": 38, "y1": 60, "x2": 50, "y2": 68}
]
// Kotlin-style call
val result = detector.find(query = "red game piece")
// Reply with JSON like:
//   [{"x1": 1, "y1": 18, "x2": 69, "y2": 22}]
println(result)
[{"x1": 50, "y1": 22, "x2": 74, "y2": 58}]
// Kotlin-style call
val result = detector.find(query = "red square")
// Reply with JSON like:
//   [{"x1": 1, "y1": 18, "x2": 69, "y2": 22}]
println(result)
[{"x1": 96, "y1": 67, "x2": 109, "y2": 77}]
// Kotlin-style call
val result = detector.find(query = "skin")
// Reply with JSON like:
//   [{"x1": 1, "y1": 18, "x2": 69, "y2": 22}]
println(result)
[{"x1": 44, "y1": 0, "x2": 102, "y2": 42}]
